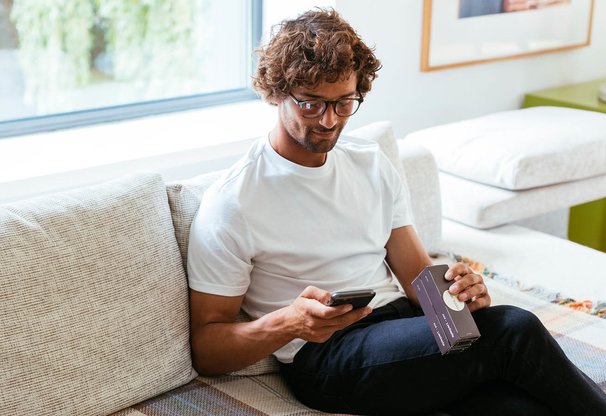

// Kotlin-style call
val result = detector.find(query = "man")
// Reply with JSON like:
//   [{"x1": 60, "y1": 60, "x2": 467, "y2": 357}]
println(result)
[{"x1": 187, "y1": 8, "x2": 606, "y2": 415}]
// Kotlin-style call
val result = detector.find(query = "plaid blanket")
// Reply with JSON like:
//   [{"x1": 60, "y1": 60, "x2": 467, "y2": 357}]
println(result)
[{"x1": 112, "y1": 276, "x2": 606, "y2": 416}]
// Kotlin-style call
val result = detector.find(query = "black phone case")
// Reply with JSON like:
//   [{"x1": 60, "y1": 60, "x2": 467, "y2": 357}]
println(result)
[{"x1": 329, "y1": 290, "x2": 375, "y2": 308}]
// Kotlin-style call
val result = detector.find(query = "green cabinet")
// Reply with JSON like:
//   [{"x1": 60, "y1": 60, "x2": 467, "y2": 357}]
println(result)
[{"x1": 524, "y1": 78, "x2": 606, "y2": 253}]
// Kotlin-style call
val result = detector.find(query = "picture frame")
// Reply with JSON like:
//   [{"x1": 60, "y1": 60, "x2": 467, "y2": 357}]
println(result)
[{"x1": 421, "y1": 0, "x2": 595, "y2": 72}]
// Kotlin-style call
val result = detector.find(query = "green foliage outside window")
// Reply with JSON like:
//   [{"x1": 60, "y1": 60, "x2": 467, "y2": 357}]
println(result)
[
  {"x1": 11, "y1": 0, "x2": 95, "y2": 106},
  {"x1": 10, "y1": 0, "x2": 202, "y2": 110}
]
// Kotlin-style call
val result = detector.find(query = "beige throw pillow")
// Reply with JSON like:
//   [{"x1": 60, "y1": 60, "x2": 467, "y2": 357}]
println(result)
[{"x1": 0, "y1": 173, "x2": 196, "y2": 416}]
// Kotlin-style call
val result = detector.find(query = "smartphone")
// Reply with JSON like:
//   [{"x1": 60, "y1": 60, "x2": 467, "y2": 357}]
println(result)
[{"x1": 327, "y1": 289, "x2": 376, "y2": 309}]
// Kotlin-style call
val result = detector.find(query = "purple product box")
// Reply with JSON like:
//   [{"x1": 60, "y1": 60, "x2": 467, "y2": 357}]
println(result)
[
  {"x1": 412, "y1": 277, "x2": 449, "y2": 354},
  {"x1": 413, "y1": 264, "x2": 481, "y2": 354}
]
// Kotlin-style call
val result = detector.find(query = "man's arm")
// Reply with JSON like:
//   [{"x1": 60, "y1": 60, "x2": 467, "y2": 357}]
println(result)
[
  {"x1": 189, "y1": 286, "x2": 371, "y2": 375},
  {"x1": 385, "y1": 225, "x2": 491, "y2": 312},
  {"x1": 384, "y1": 225, "x2": 433, "y2": 307}
]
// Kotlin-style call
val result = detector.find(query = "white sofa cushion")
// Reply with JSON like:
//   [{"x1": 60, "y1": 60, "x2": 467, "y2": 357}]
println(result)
[
  {"x1": 345, "y1": 120, "x2": 406, "y2": 179},
  {"x1": 397, "y1": 140, "x2": 442, "y2": 252},
  {"x1": 0, "y1": 173, "x2": 196, "y2": 416},
  {"x1": 405, "y1": 106, "x2": 606, "y2": 190},
  {"x1": 439, "y1": 171, "x2": 606, "y2": 229}
]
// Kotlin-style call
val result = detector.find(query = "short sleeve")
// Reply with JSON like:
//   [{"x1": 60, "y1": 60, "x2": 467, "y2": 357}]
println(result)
[{"x1": 187, "y1": 186, "x2": 253, "y2": 296}]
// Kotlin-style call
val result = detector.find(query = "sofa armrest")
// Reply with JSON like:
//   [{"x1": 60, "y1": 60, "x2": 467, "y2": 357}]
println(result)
[{"x1": 398, "y1": 139, "x2": 442, "y2": 253}]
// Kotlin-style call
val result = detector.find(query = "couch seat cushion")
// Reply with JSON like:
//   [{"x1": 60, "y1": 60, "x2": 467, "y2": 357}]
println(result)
[
  {"x1": 439, "y1": 170, "x2": 606, "y2": 229},
  {"x1": 405, "y1": 106, "x2": 606, "y2": 190},
  {"x1": 0, "y1": 173, "x2": 196, "y2": 416}
]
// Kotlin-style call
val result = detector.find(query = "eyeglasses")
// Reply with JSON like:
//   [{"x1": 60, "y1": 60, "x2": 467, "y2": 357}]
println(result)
[{"x1": 289, "y1": 93, "x2": 363, "y2": 118}]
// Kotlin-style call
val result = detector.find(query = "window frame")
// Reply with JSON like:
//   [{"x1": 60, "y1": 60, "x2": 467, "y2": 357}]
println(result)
[{"x1": 0, "y1": 0, "x2": 263, "y2": 140}]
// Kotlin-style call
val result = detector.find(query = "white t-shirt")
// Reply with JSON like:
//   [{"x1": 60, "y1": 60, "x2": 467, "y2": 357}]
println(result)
[{"x1": 187, "y1": 135, "x2": 413, "y2": 362}]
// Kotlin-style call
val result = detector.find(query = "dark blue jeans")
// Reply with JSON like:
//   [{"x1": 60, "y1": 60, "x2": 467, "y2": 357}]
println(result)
[{"x1": 280, "y1": 298, "x2": 606, "y2": 416}]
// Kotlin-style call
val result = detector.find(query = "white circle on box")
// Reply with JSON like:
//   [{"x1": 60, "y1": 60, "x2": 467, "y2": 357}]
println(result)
[{"x1": 443, "y1": 290, "x2": 465, "y2": 311}]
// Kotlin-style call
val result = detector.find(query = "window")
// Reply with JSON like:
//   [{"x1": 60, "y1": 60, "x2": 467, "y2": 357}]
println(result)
[{"x1": 0, "y1": 0, "x2": 262, "y2": 138}]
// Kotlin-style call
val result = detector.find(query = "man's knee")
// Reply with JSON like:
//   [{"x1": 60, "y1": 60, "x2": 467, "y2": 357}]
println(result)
[{"x1": 474, "y1": 305, "x2": 547, "y2": 343}]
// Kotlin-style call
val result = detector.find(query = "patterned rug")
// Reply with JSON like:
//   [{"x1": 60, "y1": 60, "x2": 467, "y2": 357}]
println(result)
[{"x1": 452, "y1": 253, "x2": 606, "y2": 319}]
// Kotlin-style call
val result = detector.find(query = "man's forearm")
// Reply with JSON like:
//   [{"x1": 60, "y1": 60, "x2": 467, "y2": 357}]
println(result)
[
  {"x1": 190, "y1": 286, "x2": 370, "y2": 375},
  {"x1": 385, "y1": 226, "x2": 433, "y2": 309},
  {"x1": 191, "y1": 310, "x2": 293, "y2": 375}
]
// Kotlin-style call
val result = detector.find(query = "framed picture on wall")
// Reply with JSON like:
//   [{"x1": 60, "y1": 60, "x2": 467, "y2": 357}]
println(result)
[{"x1": 421, "y1": 0, "x2": 595, "y2": 72}]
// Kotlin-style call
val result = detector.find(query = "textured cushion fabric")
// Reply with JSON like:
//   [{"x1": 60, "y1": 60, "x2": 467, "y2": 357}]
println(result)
[
  {"x1": 0, "y1": 173, "x2": 196, "y2": 416},
  {"x1": 439, "y1": 171, "x2": 606, "y2": 229},
  {"x1": 166, "y1": 170, "x2": 224, "y2": 269},
  {"x1": 405, "y1": 106, "x2": 606, "y2": 190}
]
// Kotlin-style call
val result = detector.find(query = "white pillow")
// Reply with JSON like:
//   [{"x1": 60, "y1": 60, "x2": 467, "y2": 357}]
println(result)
[
  {"x1": 405, "y1": 107, "x2": 606, "y2": 190},
  {"x1": 0, "y1": 173, "x2": 196, "y2": 415},
  {"x1": 346, "y1": 120, "x2": 407, "y2": 180}
]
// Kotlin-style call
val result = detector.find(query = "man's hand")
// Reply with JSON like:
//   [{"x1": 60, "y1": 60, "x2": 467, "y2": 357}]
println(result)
[
  {"x1": 189, "y1": 285, "x2": 371, "y2": 375},
  {"x1": 282, "y1": 286, "x2": 372, "y2": 343},
  {"x1": 445, "y1": 263, "x2": 491, "y2": 312}
]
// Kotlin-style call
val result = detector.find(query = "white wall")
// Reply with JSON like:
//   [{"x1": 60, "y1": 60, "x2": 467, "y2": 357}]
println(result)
[
  {"x1": 264, "y1": 0, "x2": 335, "y2": 38},
  {"x1": 336, "y1": 0, "x2": 606, "y2": 137}
]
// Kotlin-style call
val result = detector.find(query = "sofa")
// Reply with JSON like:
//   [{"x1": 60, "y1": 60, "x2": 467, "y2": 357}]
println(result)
[{"x1": 1, "y1": 121, "x2": 605, "y2": 416}]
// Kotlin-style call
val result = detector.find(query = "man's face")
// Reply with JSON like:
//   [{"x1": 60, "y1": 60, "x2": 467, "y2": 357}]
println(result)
[{"x1": 278, "y1": 72, "x2": 358, "y2": 157}]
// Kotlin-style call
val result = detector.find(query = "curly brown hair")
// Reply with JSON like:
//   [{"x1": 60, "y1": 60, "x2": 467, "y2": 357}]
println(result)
[{"x1": 253, "y1": 8, "x2": 381, "y2": 103}]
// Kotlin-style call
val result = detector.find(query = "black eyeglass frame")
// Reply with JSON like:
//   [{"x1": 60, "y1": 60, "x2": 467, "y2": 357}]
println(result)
[{"x1": 288, "y1": 93, "x2": 364, "y2": 118}]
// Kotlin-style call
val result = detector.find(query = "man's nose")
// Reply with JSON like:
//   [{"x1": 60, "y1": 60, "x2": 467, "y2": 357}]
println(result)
[{"x1": 319, "y1": 104, "x2": 338, "y2": 129}]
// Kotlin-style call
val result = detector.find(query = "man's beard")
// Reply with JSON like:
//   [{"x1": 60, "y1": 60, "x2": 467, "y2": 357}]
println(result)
[{"x1": 295, "y1": 125, "x2": 343, "y2": 154}]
